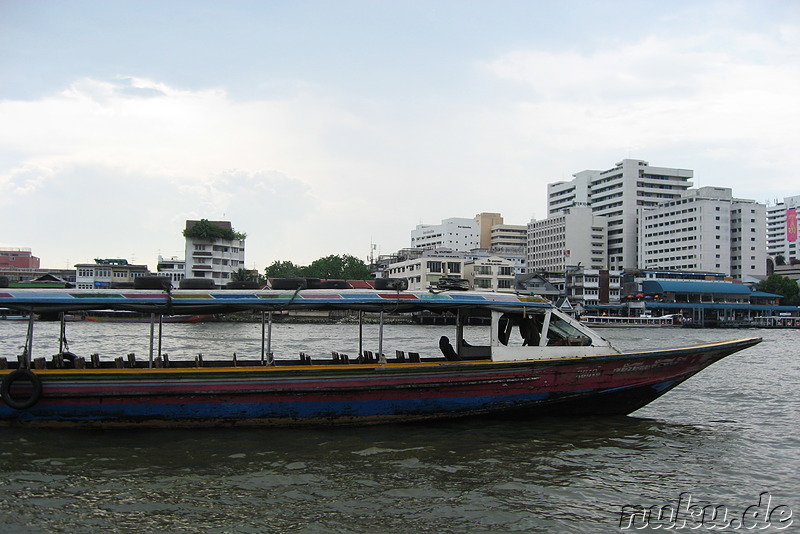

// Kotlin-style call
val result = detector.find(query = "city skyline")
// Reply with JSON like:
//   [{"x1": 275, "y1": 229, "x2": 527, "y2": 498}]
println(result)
[{"x1": 2, "y1": 1, "x2": 798, "y2": 269}]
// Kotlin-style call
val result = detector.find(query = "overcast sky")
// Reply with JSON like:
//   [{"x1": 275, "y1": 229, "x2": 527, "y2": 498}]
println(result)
[{"x1": 1, "y1": 0, "x2": 798, "y2": 271}]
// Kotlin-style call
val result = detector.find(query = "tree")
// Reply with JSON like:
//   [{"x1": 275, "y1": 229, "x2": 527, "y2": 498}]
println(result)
[
  {"x1": 264, "y1": 260, "x2": 305, "y2": 279},
  {"x1": 756, "y1": 274, "x2": 800, "y2": 306},
  {"x1": 231, "y1": 268, "x2": 257, "y2": 282},
  {"x1": 776, "y1": 254, "x2": 786, "y2": 266},
  {"x1": 305, "y1": 254, "x2": 372, "y2": 279},
  {"x1": 263, "y1": 255, "x2": 372, "y2": 280},
  {"x1": 183, "y1": 219, "x2": 246, "y2": 240}
]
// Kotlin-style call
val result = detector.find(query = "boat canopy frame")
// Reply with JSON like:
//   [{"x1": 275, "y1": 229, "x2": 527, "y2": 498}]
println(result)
[{"x1": 0, "y1": 288, "x2": 615, "y2": 368}]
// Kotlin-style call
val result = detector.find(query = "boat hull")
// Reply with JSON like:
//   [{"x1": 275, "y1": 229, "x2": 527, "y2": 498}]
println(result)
[{"x1": 0, "y1": 338, "x2": 760, "y2": 427}]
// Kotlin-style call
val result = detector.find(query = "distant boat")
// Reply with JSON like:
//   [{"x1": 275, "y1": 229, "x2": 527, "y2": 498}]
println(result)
[
  {"x1": 580, "y1": 314, "x2": 683, "y2": 328},
  {"x1": 68, "y1": 311, "x2": 212, "y2": 323},
  {"x1": 0, "y1": 283, "x2": 759, "y2": 427}
]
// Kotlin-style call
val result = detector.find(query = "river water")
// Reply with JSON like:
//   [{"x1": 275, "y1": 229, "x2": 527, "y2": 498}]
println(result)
[{"x1": 0, "y1": 321, "x2": 797, "y2": 533}]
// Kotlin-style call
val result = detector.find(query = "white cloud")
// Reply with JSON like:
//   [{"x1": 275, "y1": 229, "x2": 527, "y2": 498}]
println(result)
[
  {"x1": 2, "y1": 20, "x2": 799, "y2": 270},
  {"x1": 478, "y1": 29, "x2": 800, "y2": 191}
]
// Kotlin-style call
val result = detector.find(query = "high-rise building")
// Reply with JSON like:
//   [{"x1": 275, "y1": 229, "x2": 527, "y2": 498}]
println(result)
[
  {"x1": 410, "y1": 217, "x2": 479, "y2": 251},
  {"x1": 474, "y1": 212, "x2": 503, "y2": 249},
  {"x1": 548, "y1": 159, "x2": 693, "y2": 271},
  {"x1": 766, "y1": 195, "x2": 800, "y2": 262},
  {"x1": 638, "y1": 187, "x2": 766, "y2": 280},
  {"x1": 527, "y1": 207, "x2": 608, "y2": 272}
]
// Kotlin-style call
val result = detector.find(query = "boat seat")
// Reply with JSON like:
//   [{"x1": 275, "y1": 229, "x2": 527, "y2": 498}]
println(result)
[{"x1": 408, "y1": 352, "x2": 421, "y2": 363}]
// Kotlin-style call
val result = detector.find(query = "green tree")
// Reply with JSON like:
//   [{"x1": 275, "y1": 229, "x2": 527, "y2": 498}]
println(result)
[
  {"x1": 756, "y1": 274, "x2": 800, "y2": 306},
  {"x1": 231, "y1": 268, "x2": 257, "y2": 282},
  {"x1": 264, "y1": 260, "x2": 305, "y2": 279},
  {"x1": 305, "y1": 254, "x2": 371, "y2": 279},
  {"x1": 183, "y1": 219, "x2": 246, "y2": 240}
]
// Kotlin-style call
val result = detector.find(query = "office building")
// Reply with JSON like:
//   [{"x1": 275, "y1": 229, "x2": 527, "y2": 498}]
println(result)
[{"x1": 548, "y1": 159, "x2": 693, "y2": 271}]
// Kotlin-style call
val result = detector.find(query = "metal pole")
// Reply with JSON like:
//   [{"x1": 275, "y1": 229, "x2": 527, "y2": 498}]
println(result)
[
  {"x1": 261, "y1": 311, "x2": 266, "y2": 364},
  {"x1": 267, "y1": 311, "x2": 273, "y2": 364},
  {"x1": 25, "y1": 312, "x2": 35, "y2": 368},
  {"x1": 378, "y1": 310, "x2": 384, "y2": 360},
  {"x1": 158, "y1": 314, "x2": 163, "y2": 360},
  {"x1": 59, "y1": 312, "x2": 66, "y2": 354},
  {"x1": 358, "y1": 310, "x2": 363, "y2": 357},
  {"x1": 455, "y1": 308, "x2": 464, "y2": 357},
  {"x1": 148, "y1": 312, "x2": 155, "y2": 368}
]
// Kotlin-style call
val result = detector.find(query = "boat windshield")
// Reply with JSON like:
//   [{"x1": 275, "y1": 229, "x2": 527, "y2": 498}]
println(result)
[{"x1": 545, "y1": 314, "x2": 592, "y2": 346}]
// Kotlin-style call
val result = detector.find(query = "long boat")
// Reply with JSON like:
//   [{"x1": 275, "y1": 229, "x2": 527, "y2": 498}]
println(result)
[
  {"x1": 67, "y1": 310, "x2": 213, "y2": 323},
  {"x1": 579, "y1": 314, "x2": 683, "y2": 328},
  {"x1": 0, "y1": 283, "x2": 761, "y2": 427}
]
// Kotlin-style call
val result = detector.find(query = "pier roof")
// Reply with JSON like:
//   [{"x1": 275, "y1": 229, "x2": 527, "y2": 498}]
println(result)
[{"x1": 642, "y1": 280, "x2": 751, "y2": 295}]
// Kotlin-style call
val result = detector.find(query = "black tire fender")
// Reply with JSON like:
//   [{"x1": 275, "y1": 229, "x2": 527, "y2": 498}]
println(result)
[{"x1": 1, "y1": 369, "x2": 43, "y2": 410}]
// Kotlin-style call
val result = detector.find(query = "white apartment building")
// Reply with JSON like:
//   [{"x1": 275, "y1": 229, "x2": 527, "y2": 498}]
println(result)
[
  {"x1": 464, "y1": 256, "x2": 516, "y2": 292},
  {"x1": 75, "y1": 259, "x2": 150, "y2": 289},
  {"x1": 767, "y1": 195, "x2": 800, "y2": 262},
  {"x1": 383, "y1": 249, "x2": 465, "y2": 291},
  {"x1": 548, "y1": 159, "x2": 693, "y2": 271},
  {"x1": 570, "y1": 268, "x2": 622, "y2": 308},
  {"x1": 184, "y1": 220, "x2": 246, "y2": 287},
  {"x1": 156, "y1": 255, "x2": 186, "y2": 285},
  {"x1": 411, "y1": 217, "x2": 479, "y2": 251},
  {"x1": 638, "y1": 187, "x2": 766, "y2": 280},
  {"x1": 527, "y1": 207, "x2": 608, "y2": 272}
]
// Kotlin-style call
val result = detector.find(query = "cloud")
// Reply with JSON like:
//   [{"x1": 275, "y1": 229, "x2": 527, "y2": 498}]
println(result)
[
  {"x1": 2, "y1": 19, "x2": 799, "y2": 269},
  {"x1": 478, "y1": 28, "x2": 800, "y2": 191}
]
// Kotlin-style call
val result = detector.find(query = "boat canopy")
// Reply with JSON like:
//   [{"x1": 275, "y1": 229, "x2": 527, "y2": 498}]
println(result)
[{"x1": 0, "y1": 288, "x2": 554, "y2": 316}]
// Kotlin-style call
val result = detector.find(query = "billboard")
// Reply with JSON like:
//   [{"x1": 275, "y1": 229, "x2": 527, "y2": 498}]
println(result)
[{"x1": 788, "y1": 208, "x2": 797, "y2": 242}]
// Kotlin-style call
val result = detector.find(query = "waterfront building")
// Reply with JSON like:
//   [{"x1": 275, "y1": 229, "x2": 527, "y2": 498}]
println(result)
[
  {"x1": 383, "y1": 249, "x2": 465, "y2": 291},
  {"x1": 569, "y1": 268, "x2": 622, "y2": 309},
  {"x1": 548, "y1": 159, "x2": 693, "y2": 271},
  {"x1": 464, "y1": 255, "x2": 516, "y2": 292},
  {"x1": 527, "y1": 206, "x2": 608, "y2": 272},
  {"x1": 74, "y1": 259, "x2": 150, "y2": 289},
  {"x1": 638, "y1": 187, "x2": 766, "y2": 281},
  {"x1": 156, "y1": 255, "x2": 186, "y2": 285},
  {"x1": 183, "y1": 220, "x2": 246, "y2": 287},
  {"x1": 0, "y1": 248, "x2": 40, "y2": 270},
  {"x1": 766, "y1": 195, "x2": 800, "y2": 263}
]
